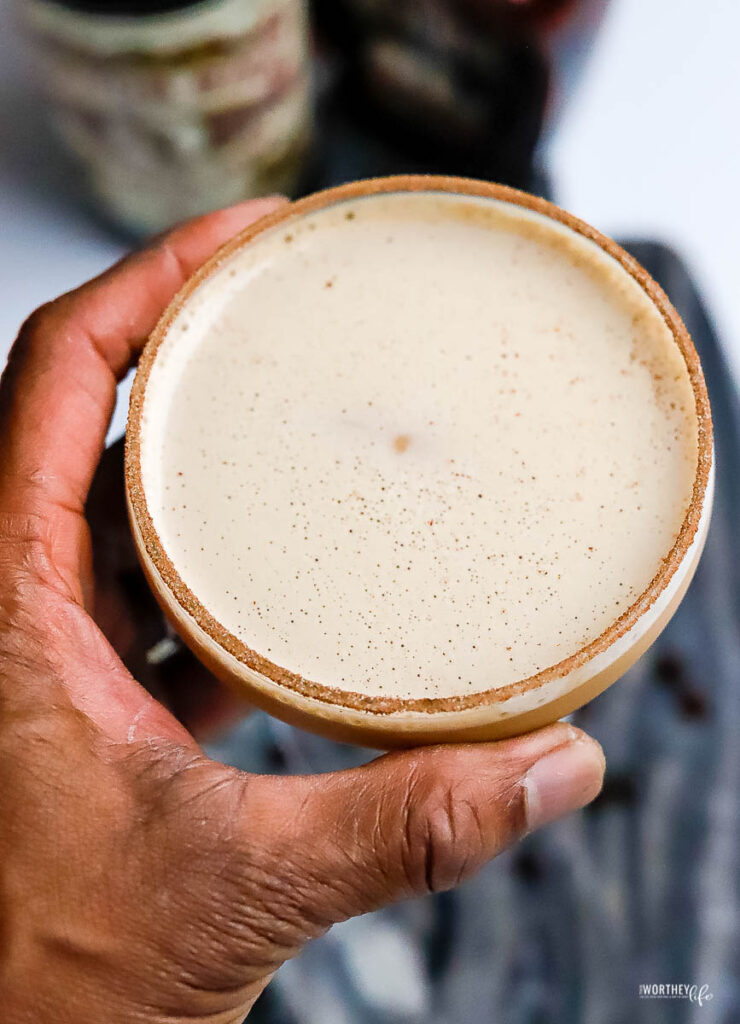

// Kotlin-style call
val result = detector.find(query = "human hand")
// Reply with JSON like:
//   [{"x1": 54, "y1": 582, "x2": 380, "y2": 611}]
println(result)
[{"x1": 0, "y1": 201, "x2": 605, "y2": 1023}]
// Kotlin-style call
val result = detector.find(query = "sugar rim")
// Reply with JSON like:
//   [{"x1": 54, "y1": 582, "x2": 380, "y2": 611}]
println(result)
[{"x1": 125, "y1": 175, "x2": 713, "y2": 716}]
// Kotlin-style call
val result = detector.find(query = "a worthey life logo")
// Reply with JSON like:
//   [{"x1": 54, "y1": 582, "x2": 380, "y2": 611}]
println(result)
[{"x1": 639, "y1": 983, "x2": 713, "y2": 1006}]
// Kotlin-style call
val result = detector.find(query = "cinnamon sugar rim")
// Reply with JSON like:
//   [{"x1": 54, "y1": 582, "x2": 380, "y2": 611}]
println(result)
[{"x1": 125, "y1": 175, "x2": 713, "y2": 716}]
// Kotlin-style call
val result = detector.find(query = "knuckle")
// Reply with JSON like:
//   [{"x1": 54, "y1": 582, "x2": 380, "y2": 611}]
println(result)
[
  {"x1": 396, "y1": 768, "x2": 487, "y2": 895},
  {"x1": 18, "y1": 301, "x2": 62, "y2": 344},
  {"x1": 0, "y1": 517, "x2": 61, "y2": 623}
]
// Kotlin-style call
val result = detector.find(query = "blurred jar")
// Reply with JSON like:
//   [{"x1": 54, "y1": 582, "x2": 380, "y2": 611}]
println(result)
[{"x1": 22, "y1": 0, "x2": 312, "y2": 235}]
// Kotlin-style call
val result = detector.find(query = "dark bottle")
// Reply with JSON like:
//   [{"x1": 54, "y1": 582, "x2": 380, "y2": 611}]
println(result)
[{"x1": 312, "y1": 0, "x2": 609, "y2": 192}]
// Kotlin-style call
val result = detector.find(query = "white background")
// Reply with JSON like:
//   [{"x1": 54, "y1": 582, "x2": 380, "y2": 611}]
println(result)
[
  {"x1": 1, "y1": 0, "x2": 739, "y2": 445},
  {"x1": 548, "y1": 0, "x2": 740, "y2": 387}
]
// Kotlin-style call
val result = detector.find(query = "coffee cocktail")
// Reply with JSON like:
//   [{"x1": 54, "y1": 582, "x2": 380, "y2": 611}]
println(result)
[{"x1": 126, "y1": 177, "x2": 713, "y2": 747}]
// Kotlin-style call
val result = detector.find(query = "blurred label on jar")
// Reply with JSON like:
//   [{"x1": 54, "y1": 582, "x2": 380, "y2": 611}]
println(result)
[{"x1": 23, "y1": 0, "x2": 312, "y2": 235}]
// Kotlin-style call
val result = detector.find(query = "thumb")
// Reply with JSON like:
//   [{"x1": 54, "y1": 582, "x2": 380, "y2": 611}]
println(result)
[{"x1": 282, "y1": 723, "x2": 604, "y2": 922}]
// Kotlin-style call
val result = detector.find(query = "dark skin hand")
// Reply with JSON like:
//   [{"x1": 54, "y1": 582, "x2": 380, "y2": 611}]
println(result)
[{"x1": 0, "y1": 200, "x2": 605, "y2": 1023}]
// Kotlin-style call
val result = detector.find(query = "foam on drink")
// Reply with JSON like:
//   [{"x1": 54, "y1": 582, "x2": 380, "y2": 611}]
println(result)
[{"x1": 139, "y1": 193, "x2": 698, "y2": 700}]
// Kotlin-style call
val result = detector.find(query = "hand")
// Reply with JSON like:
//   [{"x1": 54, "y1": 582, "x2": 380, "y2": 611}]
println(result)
[{"x1": 0, "y1": 201, "x2": 605, "y2": 1023}]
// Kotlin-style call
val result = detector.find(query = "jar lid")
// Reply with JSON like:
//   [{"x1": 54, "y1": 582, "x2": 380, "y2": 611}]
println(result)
[
  {"x1": 43, "y1": 0, "x2": 202, "y2": 14},
  {"x1": 26, "y1": 0, "x2": 271, "y2": 54}
]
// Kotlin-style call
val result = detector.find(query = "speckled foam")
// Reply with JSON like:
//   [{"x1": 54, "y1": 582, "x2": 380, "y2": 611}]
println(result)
[{"x1": 140, "y1": 192, "x2": 698, "y2": 699}]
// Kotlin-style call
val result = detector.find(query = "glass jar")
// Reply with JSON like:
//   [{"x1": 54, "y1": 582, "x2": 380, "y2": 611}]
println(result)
[{"x1": 23, "y1": 0, "x2": 312, "y2": 235}]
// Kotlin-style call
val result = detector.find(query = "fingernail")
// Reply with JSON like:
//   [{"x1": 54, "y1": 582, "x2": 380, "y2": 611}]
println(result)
[
  {"x1": 232, "y1": 195, "x2": 287, "y2": 214},
  {"x1": 524, "y1": 737, "x2": 605, "y2": 831}
]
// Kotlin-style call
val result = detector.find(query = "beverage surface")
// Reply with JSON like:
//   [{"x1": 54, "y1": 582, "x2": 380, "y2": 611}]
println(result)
[{"x1": 140, "y1": 192, "x2": 698, "y2": 700}]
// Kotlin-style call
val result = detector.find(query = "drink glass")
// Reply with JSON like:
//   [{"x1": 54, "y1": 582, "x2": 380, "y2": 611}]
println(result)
[{"x1": 126, "y1": 175, "x2": 713, "y2": 747}]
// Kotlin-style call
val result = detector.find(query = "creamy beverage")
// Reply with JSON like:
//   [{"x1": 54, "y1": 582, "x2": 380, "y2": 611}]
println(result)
[{"x1": 128, "y1": 179, "x2": 712, "y2": 745}]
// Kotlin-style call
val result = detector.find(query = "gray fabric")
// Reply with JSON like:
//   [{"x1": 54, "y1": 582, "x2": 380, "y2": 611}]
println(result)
[{"x1": 206, "y1": 242, "x2": 740, "y2": 1024}]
